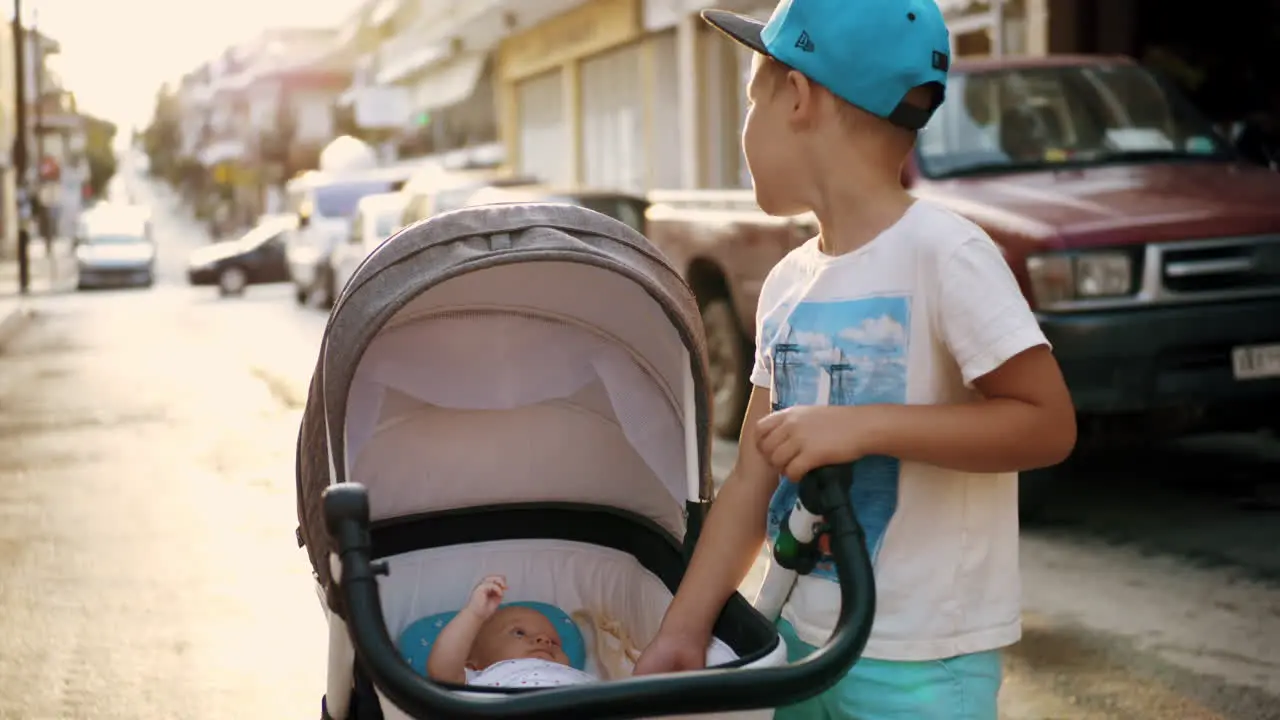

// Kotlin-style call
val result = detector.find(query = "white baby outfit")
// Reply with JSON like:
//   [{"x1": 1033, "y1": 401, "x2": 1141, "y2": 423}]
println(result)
[{"x1": 464, "y1": 659, "x2": 597, "y2": 688}]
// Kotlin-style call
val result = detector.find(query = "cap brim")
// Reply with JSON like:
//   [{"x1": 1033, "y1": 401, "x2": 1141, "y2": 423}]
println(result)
[{"x1": 701, "y1": 10, "x2": 770, "y2": 56}]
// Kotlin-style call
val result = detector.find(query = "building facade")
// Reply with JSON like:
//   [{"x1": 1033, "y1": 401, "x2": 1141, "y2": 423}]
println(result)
[
  {"x1": 176, "y1": 28, "x2": 352, "y2": 230},
  {"x1": 486, "y1": 0, "x2": 1050, "y2": 193}
]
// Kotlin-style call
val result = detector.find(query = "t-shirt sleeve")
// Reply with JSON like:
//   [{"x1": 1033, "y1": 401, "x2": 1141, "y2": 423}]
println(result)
[
  {"x1": 749, "y1": 317, "x2": 772, "y2": 390},
  {"x1": 748, "y1": 263, "x2": 787, "y2": 389},
  {"x1": 937, "y1": 236, "x2": 1050, "y2": 386}
]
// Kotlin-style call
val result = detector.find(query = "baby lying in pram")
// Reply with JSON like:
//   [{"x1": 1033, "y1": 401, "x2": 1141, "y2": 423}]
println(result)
[{"x1": 428, "y1": 575, "x2": 597, "y2": 688}]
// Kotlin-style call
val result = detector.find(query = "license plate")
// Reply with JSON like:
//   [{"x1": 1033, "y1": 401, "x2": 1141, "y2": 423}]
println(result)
[{"x1": 1231, "y1": 343, "x2": 1280, "y2": 380}]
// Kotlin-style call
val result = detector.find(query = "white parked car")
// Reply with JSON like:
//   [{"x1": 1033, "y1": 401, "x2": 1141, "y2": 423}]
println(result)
[
  {"x1": 74, "y1": 204, "x2": 155, "y2": 290},
  {"x1": 331, "y1": 192, "x2": 409, "y2": 298}
]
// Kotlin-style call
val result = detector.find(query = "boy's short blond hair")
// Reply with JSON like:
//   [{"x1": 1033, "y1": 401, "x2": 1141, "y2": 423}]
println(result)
[{"x1": 759, "y1": 56, "x2": 932, "y2": 144}]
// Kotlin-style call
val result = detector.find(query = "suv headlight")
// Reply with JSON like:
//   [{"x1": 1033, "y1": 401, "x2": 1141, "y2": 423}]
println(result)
[{"x1": 1026, "y1": 251, "x2": 1135, "y2": 307}]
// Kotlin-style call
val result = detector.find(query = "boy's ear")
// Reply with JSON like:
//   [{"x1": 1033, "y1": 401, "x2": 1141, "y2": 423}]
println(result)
[{"x1": 786, "y1": 70, "x2": 818, "y2": 128}]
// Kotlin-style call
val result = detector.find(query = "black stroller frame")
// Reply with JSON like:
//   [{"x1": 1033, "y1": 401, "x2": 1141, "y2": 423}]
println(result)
[{"x1": 296, "y1": 203, "x2": 878, "y2": 719}]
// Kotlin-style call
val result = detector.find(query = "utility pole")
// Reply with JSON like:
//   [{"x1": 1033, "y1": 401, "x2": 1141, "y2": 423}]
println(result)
[
  {"x1": 11, "y1": 0, "x2": 30, "y2": 294},
  {"x1": 32, "y1": 2, "x2": 45, "y2": 258}
]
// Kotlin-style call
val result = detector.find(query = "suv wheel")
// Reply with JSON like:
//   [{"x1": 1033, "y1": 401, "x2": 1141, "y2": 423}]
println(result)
[
  {"x1": 702, "y1": 297, "x2": 751, "y2": 439},
  {"x1": 321, "y1": 265, "x2": 337, "y2": 309}
]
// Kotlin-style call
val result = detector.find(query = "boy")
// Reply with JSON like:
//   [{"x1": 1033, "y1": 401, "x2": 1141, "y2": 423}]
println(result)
[{"x1": 632, "y1": 1, "x2": 1077, "y2": 718}]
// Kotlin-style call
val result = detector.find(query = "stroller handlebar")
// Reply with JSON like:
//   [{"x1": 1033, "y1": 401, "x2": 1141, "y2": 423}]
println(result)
[{"x1": 322, "y1": 467, "x2": 875, "y2": 720}]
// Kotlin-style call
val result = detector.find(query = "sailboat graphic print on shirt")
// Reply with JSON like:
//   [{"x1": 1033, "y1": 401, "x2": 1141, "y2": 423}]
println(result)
[{"x1": 762, "y1": 294, "x2": 911, "y2": 579}]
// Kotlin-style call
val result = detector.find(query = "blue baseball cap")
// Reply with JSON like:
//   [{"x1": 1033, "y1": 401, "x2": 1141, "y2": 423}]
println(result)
[{"x1": 703, "y1": 0, "x2": 951, "y2": 130}]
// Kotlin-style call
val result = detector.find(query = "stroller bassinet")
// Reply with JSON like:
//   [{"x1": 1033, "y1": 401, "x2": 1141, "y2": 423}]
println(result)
[{"x1": 295, "y1": 204, "x2": 875, "y2": 720}]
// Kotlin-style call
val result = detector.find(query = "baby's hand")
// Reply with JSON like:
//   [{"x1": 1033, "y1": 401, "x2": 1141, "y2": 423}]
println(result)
[{"x1": 466, "y1": 575, "x2": 507, "y2": 619}]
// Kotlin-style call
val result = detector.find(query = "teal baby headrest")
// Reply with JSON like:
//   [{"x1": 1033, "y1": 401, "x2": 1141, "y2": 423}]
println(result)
[{"x1": 397, "y1": 601, "x2": 587, "y2": 675}]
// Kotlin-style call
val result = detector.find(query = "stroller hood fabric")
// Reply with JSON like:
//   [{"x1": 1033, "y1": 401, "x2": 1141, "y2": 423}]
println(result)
[{"x1": 295, "y1": 203, "x2": 714, "y2": 589}]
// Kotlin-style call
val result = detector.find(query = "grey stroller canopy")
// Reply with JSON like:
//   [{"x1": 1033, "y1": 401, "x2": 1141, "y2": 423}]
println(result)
[{"x1": 296, "y1": 203, "x2": 716, "y2": 588}]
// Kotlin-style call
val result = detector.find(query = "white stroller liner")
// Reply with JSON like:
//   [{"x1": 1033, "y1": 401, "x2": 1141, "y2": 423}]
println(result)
[
  {"x1": 296, "y1": 203, "x2": 873, "y2": 720},
  {"x1": 356, "y1": 540, "x2": 777, "y2": 720}
]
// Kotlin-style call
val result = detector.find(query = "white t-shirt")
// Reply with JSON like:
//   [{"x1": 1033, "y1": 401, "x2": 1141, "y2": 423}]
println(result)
[
  {"x1": 749, "y1": 200, "x2": 1048, "y2": 661},
  {"x1": 464, "y1": 659, "x2": 597, "y2": 688}
]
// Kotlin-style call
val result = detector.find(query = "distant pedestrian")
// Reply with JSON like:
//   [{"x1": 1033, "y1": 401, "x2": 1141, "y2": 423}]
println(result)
[{"x1": 633, "y1": 2, "x2": 1076, "y2": 720}]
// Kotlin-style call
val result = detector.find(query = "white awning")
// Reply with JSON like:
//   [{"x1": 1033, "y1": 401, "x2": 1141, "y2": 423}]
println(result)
[
  {"x1": 409, "y1": 52, "x2": 488, "y2": 113},
  {"x1": 376, "y1": 44, "x2": 450, "y2": 86}
]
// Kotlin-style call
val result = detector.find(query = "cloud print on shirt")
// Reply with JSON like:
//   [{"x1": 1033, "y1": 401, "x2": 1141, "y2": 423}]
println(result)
[
  {"x1": 839, "y1": 315, "x2": 907, "y2": 348},
  {"x1": 761, "y1": 296, "x2": 913, "y2": 575}
]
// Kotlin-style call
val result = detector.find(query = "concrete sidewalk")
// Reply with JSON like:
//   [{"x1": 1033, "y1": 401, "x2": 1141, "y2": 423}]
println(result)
[{"x1": 0, "y1": 238, "x2": 77, "y2": 348}]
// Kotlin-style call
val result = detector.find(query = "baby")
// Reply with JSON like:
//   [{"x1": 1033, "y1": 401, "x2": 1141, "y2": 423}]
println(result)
[{"x1": 426, "y1": 575, "x2": 597, "y2": 688}]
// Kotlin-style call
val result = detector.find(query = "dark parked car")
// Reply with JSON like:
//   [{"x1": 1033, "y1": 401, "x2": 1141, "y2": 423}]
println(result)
[{"x1": 187, "y1": 214, "x2": 297, "y2": 296}]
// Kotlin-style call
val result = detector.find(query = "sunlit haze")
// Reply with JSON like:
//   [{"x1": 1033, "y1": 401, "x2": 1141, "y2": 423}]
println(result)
[{"x1": 34, "y1": 0, "x2": 360, "y2": 132}]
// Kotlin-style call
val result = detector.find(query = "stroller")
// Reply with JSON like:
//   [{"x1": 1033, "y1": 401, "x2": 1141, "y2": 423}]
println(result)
[{"x1": 295, "y1": 203, "x2": 876, "y2": 719}]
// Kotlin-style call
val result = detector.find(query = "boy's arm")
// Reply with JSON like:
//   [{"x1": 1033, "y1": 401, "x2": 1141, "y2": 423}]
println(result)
[
  {"x1": 867, "y1": 234, "x2": 1075, "y2": 471},
  {"x1": 655, "y1": 387, "x2": 778, "y2": 642},
  {"x1": 858, "y1": 344, "x2": 1075, "y2": 472},
  {"x1": 426, "y1": 610, "x2": 486, "y2": 684}
]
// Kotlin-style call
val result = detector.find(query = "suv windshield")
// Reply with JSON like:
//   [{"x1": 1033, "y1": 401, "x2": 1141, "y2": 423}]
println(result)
[
  {"x1": 916, "y1": 63, "x2": 1233, "y2": 179},
  {"x1": 314, "y1": 180, "x2": 397, "y2": 218}
]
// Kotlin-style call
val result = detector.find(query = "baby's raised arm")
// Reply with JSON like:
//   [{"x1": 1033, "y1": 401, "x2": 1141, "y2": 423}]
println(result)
[{"x1": 427, "y1": 575, "x2": 506, "y2": 684}]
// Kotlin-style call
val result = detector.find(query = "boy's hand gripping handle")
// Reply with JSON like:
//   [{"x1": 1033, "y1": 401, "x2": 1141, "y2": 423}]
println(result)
[{"x1": 773, "y1": 464, "x2": 851, "y2": 575}]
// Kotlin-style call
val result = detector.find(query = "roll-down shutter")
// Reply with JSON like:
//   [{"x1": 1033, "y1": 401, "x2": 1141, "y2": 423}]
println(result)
[
  {"x1": 516, "y1": 69, "x2": 569, "y2": 186},
  {"x1": 580, "y1": 43, "x2": 645, "y2": 192}
]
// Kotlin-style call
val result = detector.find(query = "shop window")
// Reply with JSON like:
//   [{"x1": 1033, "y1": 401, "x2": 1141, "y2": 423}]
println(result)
[{"x1": 956, "y1": 29, "x2": 993, "y2": 57}]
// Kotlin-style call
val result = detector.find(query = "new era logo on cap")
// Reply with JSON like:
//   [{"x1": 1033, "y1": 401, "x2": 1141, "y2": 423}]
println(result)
[{"x1": 795, "y1": 30, "x2": 815, "y2": 52}]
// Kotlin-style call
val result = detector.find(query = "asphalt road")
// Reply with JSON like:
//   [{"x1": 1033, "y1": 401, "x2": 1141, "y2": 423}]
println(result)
[{"x1": 0, "y1": 160, "x2": 1276, "y2": 719}]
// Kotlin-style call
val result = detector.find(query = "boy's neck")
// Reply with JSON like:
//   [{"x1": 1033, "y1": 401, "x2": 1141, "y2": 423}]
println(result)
[{"x1": 812, "y1": 176, "x2": 915, "y2": 257}]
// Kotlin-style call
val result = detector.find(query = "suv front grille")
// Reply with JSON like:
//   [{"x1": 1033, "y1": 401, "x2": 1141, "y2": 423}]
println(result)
[
  {"x1": 1162, "y1": 235, "x2": 1280, "y2": 292},
  {"x1": 1158, "y1": 235, "x2": 1280, "y2": 298}
]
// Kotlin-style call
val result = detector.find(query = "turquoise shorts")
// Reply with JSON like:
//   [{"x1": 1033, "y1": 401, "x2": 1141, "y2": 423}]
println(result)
[{"x1": 774, "y1": 619, "x2": 1002, "y2": 720}]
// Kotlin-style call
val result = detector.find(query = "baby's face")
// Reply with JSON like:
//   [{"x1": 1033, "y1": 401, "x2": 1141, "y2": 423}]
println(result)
[{"x1": 467, "y1": 607, "x2": 569, "y2": 670}]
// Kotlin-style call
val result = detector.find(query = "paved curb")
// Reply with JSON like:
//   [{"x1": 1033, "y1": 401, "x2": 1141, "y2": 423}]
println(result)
[{"x1": 0, "y1": 301, "x2": 33, "y2": 350}]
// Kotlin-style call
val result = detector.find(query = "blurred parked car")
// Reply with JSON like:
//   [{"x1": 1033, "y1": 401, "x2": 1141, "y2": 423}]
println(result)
[
  {"x1": 400, "y1": 167, "x2": 501, "y2": 225},
  {"x1": 331, "y1": 193, "x2": 409, "y2": 298},
  {"x1": 74, "y1": 205, "x2": 155, "y2": 290},
  {"x1": 461, "y1": 184, "x2": 648, "y2": 234},
  {"x1": 186, "y1": 214, "x2": 297, "y2": 296},
  {"x1": 398, "y1": 169, "x2": 544, "y2": 227},
  {"x1": 284, "y1": 164, "x2": 424, "y2": 308}
]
